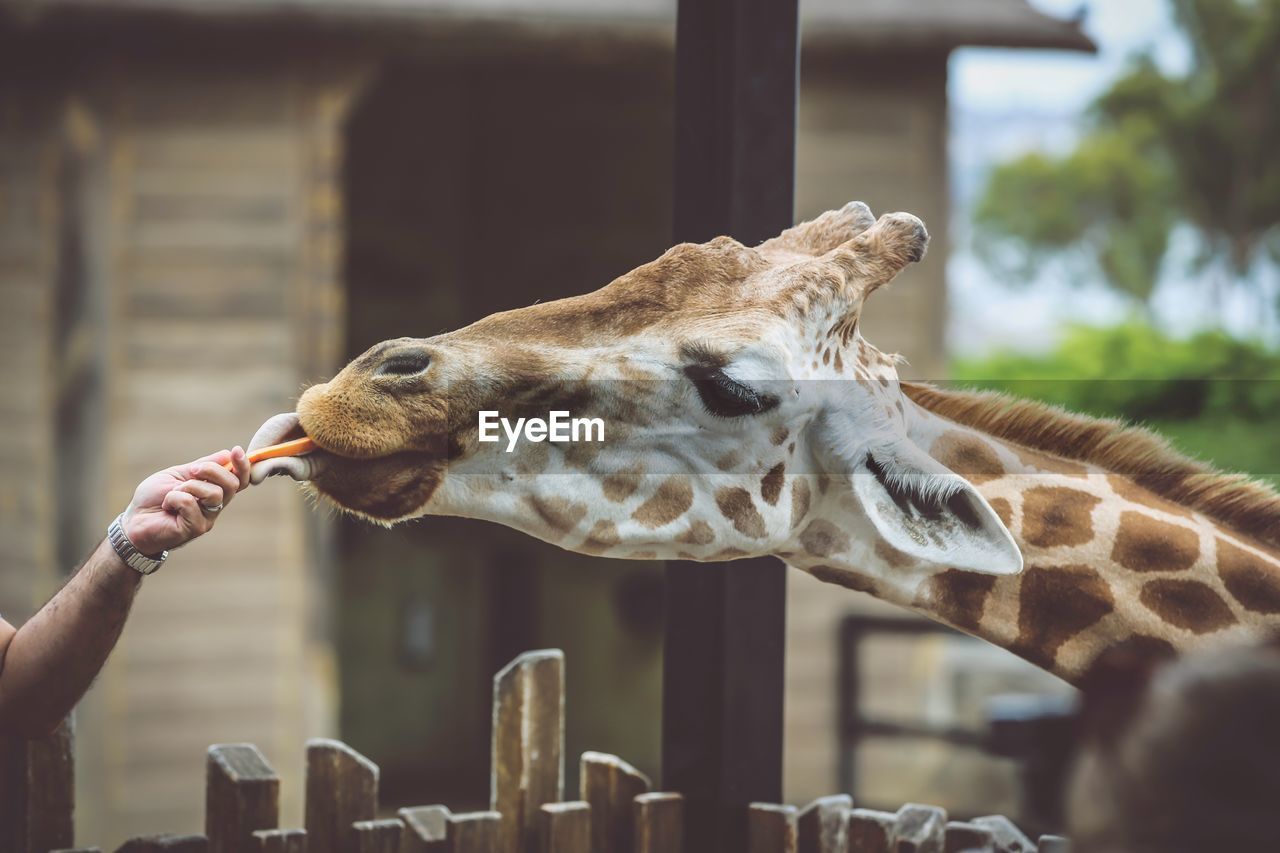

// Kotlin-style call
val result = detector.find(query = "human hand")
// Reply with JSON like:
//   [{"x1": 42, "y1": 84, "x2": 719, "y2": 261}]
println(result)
[{"x1": 120, "y1": 448, "x2": 251, "y2": 555}]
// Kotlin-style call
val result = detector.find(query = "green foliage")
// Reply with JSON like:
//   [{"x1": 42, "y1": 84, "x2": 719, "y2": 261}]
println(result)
[
  {"x1": 953, "y1": 323, "x2": 1280, "y2": 486},
  {"x1": 974, "y1": 0, "x2": 1280, "y2": 315}
]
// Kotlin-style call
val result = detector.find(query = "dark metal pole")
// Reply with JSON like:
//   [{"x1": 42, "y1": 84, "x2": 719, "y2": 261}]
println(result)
[{"x1": 664, "y1": 0, "x2": 799, "y2": 850}]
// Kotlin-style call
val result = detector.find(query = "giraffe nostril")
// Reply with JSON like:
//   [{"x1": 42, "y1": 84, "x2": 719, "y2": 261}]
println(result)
[{"x1": 375, "y1": 351, "x2": 431, "y2": 378}]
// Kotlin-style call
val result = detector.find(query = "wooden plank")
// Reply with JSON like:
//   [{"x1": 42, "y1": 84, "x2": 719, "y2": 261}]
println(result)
[
  {"x1": 115, "y1": 836, "x2": 209, "y2": 852},
  {"x1": 353, "y1": 819, "x2": 404, "y2": 853},
  {"x1": 399, "y1": 805, "x2": 450, "y2": 853},
  {"x1": 250, "y1": 829, "x2": 307, "y2": 853},
  {"x1": 304, "y1": 739, "x2": 379, "y2": 853},
  {"x1": 944, "y1": 822, "x2": 995, "y2": 853},
  {"x1": 50, "y1": 848, "x2": 100, "y2": 852},
  {"x1": 893, "y1": 805, "x2": 946, "y2": 853},
  {"x1": 205, "y1": 743, "x2": 279, "y2": 853},
  {"x1": 580, "y1": 752, "x2": 651, "y2": 853},
  {"x1": 446, "y1": 812, "x2": 501, "y2": 853},
  {"x1": 633, "y1": 793, "x2": 682, "y2": 853},
  {"x1": 538, "y1": 802, "x2": 590, "y2": 853},
  {"x1": 746, "y1": 803, "x2": 797, "y2": 853},
  {"x1": 0, "y1": 718, "x2": 75, "y2": 853},
  {"x1": 846, "y1": 809, "x2": 895, "y2": 853},
  {"x1": 1037, "y1": 836, "x2": 1071, "y2": 853},
  {"x1": 796, "y1": 795, "x2": 850, "y2": 853},
  {"x1": 491, "y1": 649, "x2": 564, "y2": 853}
]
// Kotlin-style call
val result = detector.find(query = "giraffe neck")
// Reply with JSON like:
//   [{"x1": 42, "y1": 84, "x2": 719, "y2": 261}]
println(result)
[{"x1": 796, "y1": 401, "x2": 1280, "y2": 684}]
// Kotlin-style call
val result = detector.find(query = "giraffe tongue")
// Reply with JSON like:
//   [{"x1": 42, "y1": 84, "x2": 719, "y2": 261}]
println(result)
[{"x1": 247, "y1": 412, "x2": 323, "y2": 485}]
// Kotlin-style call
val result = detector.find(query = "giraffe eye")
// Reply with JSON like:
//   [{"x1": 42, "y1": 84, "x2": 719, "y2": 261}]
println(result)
[{"x1": 685, "y1": 366, "x2": 779, "y2": 418}]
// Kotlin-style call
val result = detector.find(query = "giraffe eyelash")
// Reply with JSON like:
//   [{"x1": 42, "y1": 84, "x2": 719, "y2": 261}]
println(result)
[{"x1": 685, "y1": 365, "x2": 779, "y2": 418}]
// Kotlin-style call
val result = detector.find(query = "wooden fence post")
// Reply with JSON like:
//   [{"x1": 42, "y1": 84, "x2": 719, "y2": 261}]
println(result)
[
  {"x1": 491, "y1": 650, "x2": 564, "y2": 853},
  {"x1": 580, "y1": 752, "x2": 650, "y2": 853},
  {"x1": 250, "y1": 829, "x2": 307, "y2": 852},
  {"x1": 400, "y1": 805, "x2": 451, "y2": 853},
  {"x1": 117, "y1": 835, "x2": 209, "y2": 851},
  {"x1": 894, "y1": 805, "x2": 946, "y2": 853},
  {"x1": 633, "y1": 793, "x2": 682, "y2": 853},
  {"x1": 944, "y1": 822, "x2": 995, "y2": 853},
  {"x1": 1038, "y1": 836, "x2": 1071, "y2": 853},
  {"x1": 746, "y1": 804, "x2": 796, "y2": 853},
  {"x1": 970, "y1": 816, "x2": 1036, "y2": 853},
  {"x1": 538, "y1": 802, "x2": 590, "y2": 853},
  {"x1": 797, "y1": 795, "x2": 851, "y2": 853},
  {"x1": 0, "y1": 717, "x2": 76, "y2": 852},
  {"x1": 206, "y1": 743, "x2": 279, "y2": 853},
  {"x1": 353, "y1": 818, "x2": 405, "y2": 853},
  {"x1": 847, "y1": 809, "x2": 895, "y2": 853},
  {"x1": 305, "y1": 739, "x2": 378, "y2": 853},
  {"x1": 446, "y1": 812, "x2": 501, "y2": 853}
]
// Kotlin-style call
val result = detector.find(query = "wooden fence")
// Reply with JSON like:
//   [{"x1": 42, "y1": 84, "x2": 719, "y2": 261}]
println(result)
[{"x1": 0, "y1": 649, "x2": 1070, "y2": 853}]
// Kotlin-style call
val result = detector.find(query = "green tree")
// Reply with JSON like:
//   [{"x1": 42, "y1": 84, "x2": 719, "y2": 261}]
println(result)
[{"x1": 974, "y1": 0, "x2": 1280, "y2": 325}]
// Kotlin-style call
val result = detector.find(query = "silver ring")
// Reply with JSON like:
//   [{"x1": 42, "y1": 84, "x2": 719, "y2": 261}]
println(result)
[{"x1": 202, "y1": 502, "x2": 224, "y2": 515}]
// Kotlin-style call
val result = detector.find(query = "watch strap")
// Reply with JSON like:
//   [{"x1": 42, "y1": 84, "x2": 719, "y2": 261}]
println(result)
[{"x1": 107, "y1": 513, "x2": 167, "y2": 575}]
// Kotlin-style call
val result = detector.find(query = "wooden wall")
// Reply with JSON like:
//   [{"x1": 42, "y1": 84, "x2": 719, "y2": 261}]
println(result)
[
  {"x1": 0, "y1": 84, "x2": 60, "y2": 627},
  {"x1": 0, "y1": 51, "x2": 367, "y2": 847}
]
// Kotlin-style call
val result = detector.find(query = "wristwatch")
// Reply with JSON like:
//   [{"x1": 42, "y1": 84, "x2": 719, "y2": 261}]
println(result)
[{"x1": 107, "y1": 513, "x2": 168, "y2": 575}]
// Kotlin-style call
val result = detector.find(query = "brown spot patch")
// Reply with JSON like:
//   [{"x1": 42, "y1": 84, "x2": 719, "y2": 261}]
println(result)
[
  {"x1": 563, "y1": 438, "x2": 600, "y2": 470},
  {"x1": 526, "y1": 495, "x2": 588, "y2": 534},
  {"x1": 628, "y1": 550, "x2": 657, "y2": 560},
  {"x1": 988, "y1": 497, "x2": 1013, "y2": 528},
  {"x1": 833, "y1": 351, "x2": 843, "y2": 372},
  {"x1": 1012, "y1": 565, "x2": 1114, "y2": 669},
  {"x1": 1111, "y1": 511, "x2": 1200, "y2": 573},
  {"x1": 582, "y1": 520, "x2": 620, "y2": 554},
  {"x1": 1218, "y1": 538, "x2": 1280, "y2": 614},
  {"x1": 1021, "y1": 487, "x2": 1101, "y2": 548},
  {"x1": 632, "y1": 478, "x2": 694, "y2": 528},
  {"x1": 771, "y1": 426, "x2": 790, "y2": 446},
  {"x1": 875, "y1": 538, "x2": 912, "y2": 569},
  {"x1": 715, "y1": 450, "x2": 741, "y2": 471},
  {"x1": 817, "y1": 474, "x2": 831, "y2": 495},
  {"x1": 715, "y1": 487, "x2": 768, "y2": 539},
  {"x1": 913, "y1": 569, "x2": 996, "y2": 633},
  {"x1": 932, "y1": 431, "x2": 1005, "y2": 485},
  {"x1": 1013, "y1": 445, "x2": 1088, "y2": 478},
  {"x1": 799, "y1": 519, "x2": 851, "y2": 558},
  {"x1": 1139, "y1": 579, "x2": 1236, "y2": 634},
  {"x1": 761, "y1": 463, "x2": 785, "y2": 506},
  {"x1": 1108, "y1": 474, "x2": 1194, "y2": 520},
  {"x1": 675, "y1": 520, "x2": 716, "y2": 546},
  {"x1": 516, "y1": 441, "x2": 550, "y2": 476},
  {"x1": 810, "y1": 565, "x2": 876, "y2": 594},
  {"x1": 706, "y1": 547, "x2": 749, "y2": 561},
  {"x1": 602, "y1": 465, "x2": 643, "y2": 502},
  {"x1": 790, "y1": 478, "x2": 811, "y2": 530}
]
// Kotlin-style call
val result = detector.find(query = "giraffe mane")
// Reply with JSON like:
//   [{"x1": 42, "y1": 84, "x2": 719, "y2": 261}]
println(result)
[{"x1": 903, "y1": 381, "x2": 1280, "y2": 552}]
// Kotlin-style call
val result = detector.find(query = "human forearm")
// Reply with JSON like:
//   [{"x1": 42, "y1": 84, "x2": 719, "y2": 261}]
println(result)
[{"x1": 0, "y1": 539, "x2": 141, "y2": 737}]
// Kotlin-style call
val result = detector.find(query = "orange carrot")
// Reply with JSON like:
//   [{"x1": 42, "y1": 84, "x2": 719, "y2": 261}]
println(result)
[{"x1": 225, "y1": 436, "x2": 318, "y2": 470}]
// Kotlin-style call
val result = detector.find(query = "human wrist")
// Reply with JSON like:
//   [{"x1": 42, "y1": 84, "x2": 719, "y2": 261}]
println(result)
[{"x1": 108, "y1": 512, "x2": 168, "y2": 575}]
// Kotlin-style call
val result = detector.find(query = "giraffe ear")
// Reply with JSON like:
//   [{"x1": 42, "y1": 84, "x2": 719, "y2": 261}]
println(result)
[{"x1": 849, "y1": 439, "x2": 1023, "y2": 576}]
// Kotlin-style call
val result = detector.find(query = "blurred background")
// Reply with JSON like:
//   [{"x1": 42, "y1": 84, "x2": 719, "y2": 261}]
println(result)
[{"x1": 0, "y1": 0, "x2": 1275, "y2": 847}]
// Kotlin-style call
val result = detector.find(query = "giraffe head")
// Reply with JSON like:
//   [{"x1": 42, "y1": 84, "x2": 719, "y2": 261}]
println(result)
[{"x1": 254, "y1": 202, "x2": 1021, "y2": 576}]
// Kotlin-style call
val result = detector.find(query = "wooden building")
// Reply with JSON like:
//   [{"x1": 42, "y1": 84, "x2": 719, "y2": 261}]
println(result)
[{"x1": 0, "y1": 0, "x2": 1089, "y2": 844}]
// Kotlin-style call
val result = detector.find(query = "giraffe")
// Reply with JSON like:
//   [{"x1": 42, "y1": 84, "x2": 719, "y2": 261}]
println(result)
[{"x1": 248, "y1": 201, "x2": 1280, "y2": 685}]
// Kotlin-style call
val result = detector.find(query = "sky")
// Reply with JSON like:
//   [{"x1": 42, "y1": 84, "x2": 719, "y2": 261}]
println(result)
[{"x1": 944, "y1": 0, "x2": 1211, "y2": 357}]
